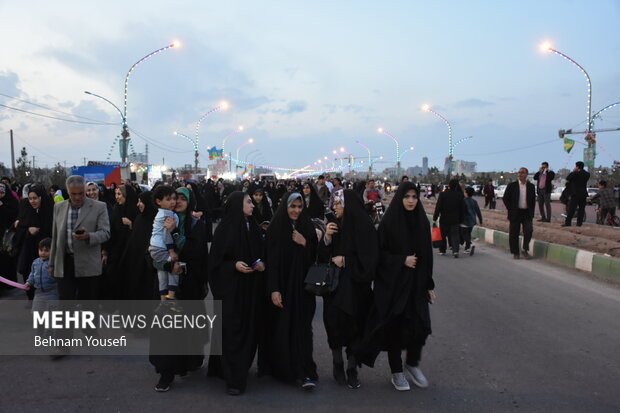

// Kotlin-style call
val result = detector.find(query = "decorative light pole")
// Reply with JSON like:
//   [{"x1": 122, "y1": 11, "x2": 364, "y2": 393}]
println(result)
[
  {"x1": 194, "y1": 101, "x2": 229, "y2": 168},
  {"x1": 541, "y1": 42, "x2": 595, "y2": 168},
  {"x1": 173, "y1": 131, "x2": 199, "y2": 172},
  {"x1": 221, "y1": 126, "x2": 244, "y2": 154},
  {"x1": 422, "y1": 104, "x2": 453, "y2": 178},
  {"x1": 120, "y1": 42, "x2": 179, "y2": 162},
  {"x1": 236, "y1": 138, "x2": 254, "y2": 169},
  {"x1": 378, "y1": 128, "x2": 401, "y2": 179},
  {"x1": 356, "y1": 140, "x2": 372, "y2": 177}
]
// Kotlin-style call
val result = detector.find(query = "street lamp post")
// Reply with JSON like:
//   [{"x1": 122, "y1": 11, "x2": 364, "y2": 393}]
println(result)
[
  {"x1": 85, "y1": 42, "x2": 179, "y2": 163},
  {"x1": 120, "y1": 42, "x2": 179, "y2": 162},
  {"x1": 356, "y1": 140, "x2": 372, "y2": 177},
  {"x1": 235, "y1": 139, "x2": 254, "y2": 175},
  {"x1": 422, "y1": 104, "x2": 453, "y2": 179},
  {"x1": 541, "y1": 42, "x2": 595, "y2": 168},
  {"x1": 173, "y1": 131, "x2": 199, "y2": 173},
  {"x1": 378, "y1": 128, "x2": 401, "y2": 179},
  {"x1": 194, "y1": 101, "x2": 229, "y2": 170}
]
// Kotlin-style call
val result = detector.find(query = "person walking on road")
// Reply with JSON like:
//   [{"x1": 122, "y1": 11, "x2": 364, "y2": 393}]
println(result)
[
  {"x1": 533, "y1": 161, "x2": 555, "y2": 222},
  {"x1": 357, "y1": 182, "x2": 435, "y2": 392},
  {"x1": 591, "y1": 180, "x2": 616, "y2": 224},
  {"x1": 322, "y1": 189, "x2": 378, "y2": 389},
  {"x1": 562, "y1": 161, "x2": 591, "y2": 227},
  {"x1": 483, "y1": 180, "x2": 495, "y2": 209},
  {"x1": 503, "y1": 168, "x2": 535, "y2": 259},
  {"x1": 461, "y1": 187, "x2": 483, "y2": 255},
  {"x1": 432, "y1": 179, "x2": 464, "y2": 258}
]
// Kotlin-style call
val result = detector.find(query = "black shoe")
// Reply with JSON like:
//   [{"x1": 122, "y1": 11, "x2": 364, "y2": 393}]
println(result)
[
  {"x1": 469, "y1": 245, "x2": 475, "y2": 256},
  {"x1": 227, "y1": 387, "x2": 242, "y2": 396},
  {"x1": 537, "y1": 218, "x2": 545, "y2": 222},
  {"x1": 333, "y1": 362, "x2": 346, "y2": 385},
  {"x1": 155, "y1": 374, "x2": 173, "y2": 392},
  {"x1": 513, "y1": 254, "x2": 520, "y2": 259},
  {"x1": 522, "y1": 250, "x2": 531, "y2": 259},
  {"x1": 346, "y1": 368, "x2": 361, "y2": 389}
]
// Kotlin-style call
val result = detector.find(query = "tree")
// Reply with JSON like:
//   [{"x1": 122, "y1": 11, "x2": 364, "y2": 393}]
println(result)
[
  {"x1": 48, "y1": 162, "x2": 68, "y2": 189},
  {"x1": 14, "y1": 147, "x2": 31, "y2": 184}
]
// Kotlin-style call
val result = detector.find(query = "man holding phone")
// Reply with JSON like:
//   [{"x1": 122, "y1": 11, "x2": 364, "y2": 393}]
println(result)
[{"x1": 49, "y1": 175, "x2": 110, "y2": 300}]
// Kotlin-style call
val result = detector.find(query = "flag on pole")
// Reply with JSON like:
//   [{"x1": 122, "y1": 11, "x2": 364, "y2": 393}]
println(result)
[{"x1": 563, "y1": 137, "x2": 575, "y2": 153}]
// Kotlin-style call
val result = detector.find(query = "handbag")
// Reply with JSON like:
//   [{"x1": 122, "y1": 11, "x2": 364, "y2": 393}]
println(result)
[
  {"x1": 431, "y1": 224, "x2": 443, "y2": 249},
  {"x1": 1, "y1": 228, "x2": 19, "y2": 257},
  {"x1": 305, "y1": 259, "x2": 340, "y2": 296}
]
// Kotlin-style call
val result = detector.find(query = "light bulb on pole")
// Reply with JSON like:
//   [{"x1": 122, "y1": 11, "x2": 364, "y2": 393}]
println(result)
[{"x1": 422, "y1": 104, "x2": 453, "y2": 178}]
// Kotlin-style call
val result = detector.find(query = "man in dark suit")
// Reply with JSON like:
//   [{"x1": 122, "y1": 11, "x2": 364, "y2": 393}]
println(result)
[
  {"x1": 563, "y1": 161, "x2": 590, "y2": 227},
  {"x1": 503, "y1": 167, "x2": 536, "y2": 259},
  {"x1": 533, "y1": 161, "x2": 555, "y2": 222}
]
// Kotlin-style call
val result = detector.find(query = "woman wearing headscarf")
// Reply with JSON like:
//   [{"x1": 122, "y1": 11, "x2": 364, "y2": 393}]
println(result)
[
  {"x1": 300, "y1": 182, "x2": 324, "y2": 219},
  {"x1": 101, "y1": 184, "x2": 138, "y2": 299},
  {"x1": 322, "y1": 189, "x2": 378, "y2": 389},
  {"x1": 207, "y1": 191, "x2": 266, "y2": 395},
  {"x1": 120, "y1": 191, "x2": 158, "y2": 300},
  {"x1": 264, "y1": 191, "x2": 319, "y2": 389},
  {"x1": 0, "y1": 182, "x2": 21, "y2": 285},
  {"x1": 249, "y1": 187, "x2": 272, "y2": 230},
  {"x1": 185, "y1": 181, "x2": 213, "y2": 242},
  {"x1": 149, "y1": 187, "x2": 209, "y2": 392},
  {"x1": 16, "y1": 185, "x2": 54, "y2": 293},
  {"x1": 357, "y1": 182, "x2": 436, "y2": 392}
]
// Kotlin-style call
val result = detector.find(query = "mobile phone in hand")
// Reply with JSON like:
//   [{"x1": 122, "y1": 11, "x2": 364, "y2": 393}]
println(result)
[
  {"x1": 251, "y1": 259, "x2": 262, "y2": 268},
  {"x1": 325, "y1": 211, "x2": 337, "y2": 223},
  {"x1": 74, "y1": 229, "x2": 85, "y2": 235}
]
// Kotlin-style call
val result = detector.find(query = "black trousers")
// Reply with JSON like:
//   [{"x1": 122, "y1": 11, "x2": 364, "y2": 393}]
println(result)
[
  {"x1": 56, "y1": 254, "x2": 101, "y2": 300},
  {"x1": 509, "y1": 210, "x2": 533, "y2": 255},
  {"x1": 439, "y1": 224, "x2": 460, "y2": 254},
  {"x1": 537, "y1": 190, "x2": 551, "y2": 221},
  {"x1": 460, "y1": 226, "x2": 473, "y2": 248},
  {"x1": 565, "y1": 196, "x2": 586, "y2": 226}
]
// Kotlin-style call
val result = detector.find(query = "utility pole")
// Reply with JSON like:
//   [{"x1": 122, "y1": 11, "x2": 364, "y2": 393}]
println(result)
[
  {"x1": 145, "y1": 144, "x2": 149, "y2": 164},
  {"x1": 10, "y1": 129, "x2": 16, "y2": 176},
  {"x1": 32, "y1": 156, "x2": 36, "y2": 170},
  {"x1": 83, "y1": 157, "x2": 87, "y2": 166},
  {"x1": 558, "y1": 127, "x2": 620, "y2": 169}
]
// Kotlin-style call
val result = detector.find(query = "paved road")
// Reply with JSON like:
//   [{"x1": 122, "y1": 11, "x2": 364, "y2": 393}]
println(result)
[{"x1": 2, "y1": 243, "x2": 620, "y2": 412}]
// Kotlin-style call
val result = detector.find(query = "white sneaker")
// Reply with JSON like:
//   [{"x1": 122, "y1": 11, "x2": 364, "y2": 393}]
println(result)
[
  {"x1": 391, "y1": 372, "x2": 410, "y2": 391},
  {"x1": 405, "y1": 365, "x2": 428, "y2": 388}
]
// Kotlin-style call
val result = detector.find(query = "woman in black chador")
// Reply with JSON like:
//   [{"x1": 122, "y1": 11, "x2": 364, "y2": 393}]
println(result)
[
  {"x1": 120, "y1": 191, "x2": 158, "y2": 300},
  {"x1": 265, "y1": 192, "x2": 319, "y2": 389},
  {"x1": 322, "y1": 189, "x2": 378, "y2": 389},
  {"x1": 357, "y1": 182, "x2": 436, "y2": 392},
  {"x1": 249, "y1": 187, "x2": 272, "y2": 230},
  {"x1": 208, "y1": 191, "x2": 266, "y2": 395},
  {"x1": 300, "y1": 182, "x2": 324, "y2": 219}
]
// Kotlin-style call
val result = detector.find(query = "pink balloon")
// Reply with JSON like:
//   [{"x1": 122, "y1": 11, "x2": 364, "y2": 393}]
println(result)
[{"x1": 0, "y1": 275, "x2": 30, "y2": 290}]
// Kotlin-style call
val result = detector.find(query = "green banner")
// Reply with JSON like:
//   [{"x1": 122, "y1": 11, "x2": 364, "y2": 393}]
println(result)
[{"x1": 563, "y1": 137, "x2": 575, "y2": 153}]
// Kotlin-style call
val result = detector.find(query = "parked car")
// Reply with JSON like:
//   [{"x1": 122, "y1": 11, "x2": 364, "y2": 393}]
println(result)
[
  {"x1": 587, "y1": 188, "x2": 599, "y2": 205},
  {"x1": 550, "y1": 187, "x2": 565, "y2": 202},
  {"x1": 495, "y1": 185, "x2": 507, "y2": 199}
]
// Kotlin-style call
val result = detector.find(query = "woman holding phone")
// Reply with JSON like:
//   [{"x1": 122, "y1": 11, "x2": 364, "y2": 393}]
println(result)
[
  {"x1": 322, "y1": 189, "x2": 378, "y2": 389},
  {"x1": 208, "y1": 191, "x2": 266, "y2": 395},
  {"x1": 357, "y1": 181, "x2": 436, "y2": 392}
]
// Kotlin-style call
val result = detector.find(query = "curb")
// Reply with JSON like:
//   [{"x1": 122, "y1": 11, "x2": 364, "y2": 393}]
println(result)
[{"x1": 470, "y1": 226, "x2": 620, "y2": 282}]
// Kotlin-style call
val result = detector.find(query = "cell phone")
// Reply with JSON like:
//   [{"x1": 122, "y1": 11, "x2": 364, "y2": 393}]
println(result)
[
  {"x1": 325, "y1": 211, "x2": 337, "y2": 223},
  {"x1": 251, "y1": 259, "x2": 262, "y2": 268},
  {"x1": 179, "y1": 262, "x2": 187, "y2": 273},
  {"x1": 74, "y1": 229, "x2": 85, "y2": 235}
]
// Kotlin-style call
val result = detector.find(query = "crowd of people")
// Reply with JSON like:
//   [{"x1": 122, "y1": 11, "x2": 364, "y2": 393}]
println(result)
[{"x1": 0, "y1": 174, "x2": 436, "y2": 396}]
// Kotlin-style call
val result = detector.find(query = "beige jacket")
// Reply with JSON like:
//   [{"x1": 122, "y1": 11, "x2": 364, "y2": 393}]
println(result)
[{"x1": 49, "y1": 197, "x2": 110, "y2": 278}]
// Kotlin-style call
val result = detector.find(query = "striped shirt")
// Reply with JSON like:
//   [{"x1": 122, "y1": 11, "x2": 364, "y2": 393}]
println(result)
[{"x1": 66, "y1": 204, "x2": 81, "y2": 253}]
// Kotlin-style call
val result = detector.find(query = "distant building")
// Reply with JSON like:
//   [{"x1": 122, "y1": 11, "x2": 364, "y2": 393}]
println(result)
[{"x1": 444, "y1": 157, "x2": 476, "y2": 176}]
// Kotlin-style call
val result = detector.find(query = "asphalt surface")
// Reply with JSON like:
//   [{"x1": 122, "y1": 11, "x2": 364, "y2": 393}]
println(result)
[{"x1": 1, "y1": 243, "x2": 620, "y2": 413}]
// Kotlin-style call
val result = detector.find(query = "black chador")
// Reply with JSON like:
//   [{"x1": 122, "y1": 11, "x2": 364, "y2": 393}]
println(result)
[
  {"x1": 208, "y1": 192, "x2": 265, "y2": 394},
  {"x1": 264, "y1": 192, "x2": 318, "y2": 383}
]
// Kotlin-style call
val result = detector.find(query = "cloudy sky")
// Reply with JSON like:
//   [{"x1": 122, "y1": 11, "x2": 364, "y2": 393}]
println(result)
[{"x1": 1, "y1": 0, "x2": 619, "y2": 173}]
